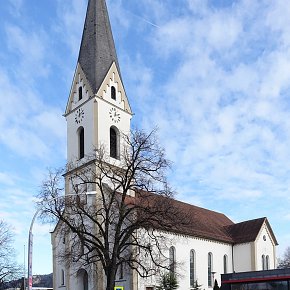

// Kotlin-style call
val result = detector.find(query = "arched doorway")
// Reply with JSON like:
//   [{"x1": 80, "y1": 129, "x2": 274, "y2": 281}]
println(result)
[{"x1": 77, "y1": 269, "x2": 88, "y2": 290}]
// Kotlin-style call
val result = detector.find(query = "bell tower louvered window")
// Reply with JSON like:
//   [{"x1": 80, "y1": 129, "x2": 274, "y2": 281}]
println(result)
[
  {"x1": 111, "y1": 86, "x2": 116, "y2": 100},
  {"x1": 78, "y1": 86, "x2": 83, "y2": 101},
  {"x1": 78, "y1": 127, "x2": 84, "y2": 159},
  {"x1": 110, "y1": 126, "x2": 119, "y2": 159}
]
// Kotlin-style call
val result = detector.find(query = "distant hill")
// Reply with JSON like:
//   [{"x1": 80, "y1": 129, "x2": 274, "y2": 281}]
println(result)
[
  {"x1": 2, "y1": 273, "x2": 53, "y2": 289},
  {"x1": 31, "y1": 274, "x2": 53, "y2": 288}
]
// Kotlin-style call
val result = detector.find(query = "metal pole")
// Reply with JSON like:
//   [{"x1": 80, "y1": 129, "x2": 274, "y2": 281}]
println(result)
[
  {"x1": 27, "y1": 192, "x2": 95, "y2": 290},
  {"x1": 23, "y1": 245, "x2": 26, "y2": 290},
  {"x1": 28, "y1": 208, "x2": 40, "y2": 290}
]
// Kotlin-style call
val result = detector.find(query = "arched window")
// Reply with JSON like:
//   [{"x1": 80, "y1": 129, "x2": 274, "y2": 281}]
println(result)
[
  {"x1": 78, "y1": 127, "x2": 84, "y2": 159},
  {"x1": 190, "y1": 250, "x2": 196, "y2": 287},
  {"x1": 79, "y1": 86, "x2": 83, "y2": 101},
  {"x1": 119, "y1": 263, "x2": 124, "y2": 280},
  {"x1": 224, "y1": 255, "x2": 228, "y2": 274},
  {"x1": 61, "y1": 269, "x2": 65, "y2": 285},
  {"x1": 111, "y1": 86, "x2": 116, "y2": 100},
  {"x1": 208, "y1": 252, "x2": 213, "y2": 287},
  {"x1": 262, "y1": 255, "x2": 265, "y2": 270},
  {"x1": 83, "y1": 271, "x2": 88, "y2": 290},
  {"x1": 169, "y1": 246, "x2": 176, "y2": 274},
  {"x1": 110, "y1": 126, "x2": 119, "y2": 159},
  {"x1": 266, "y1": 255, "x2": 270, "y2": 270}
]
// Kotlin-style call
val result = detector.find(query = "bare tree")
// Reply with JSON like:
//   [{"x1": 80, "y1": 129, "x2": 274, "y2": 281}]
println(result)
[
  {"x1": 0, "y1": 220, "x2": 22, "y2": 289},
  {"x1": 277, "y1": 247, "x2": 290, "y2": 269},
  {"x1": 38, "y1": 129, "x2": 190, "y2": 290}
]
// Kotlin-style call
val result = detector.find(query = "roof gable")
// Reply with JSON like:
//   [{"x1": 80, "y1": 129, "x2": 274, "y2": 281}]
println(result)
[
  {"x1": 96, "y1": 62, "x2": 132, "y2": 114},
  {"x1": 225, "y1": 217, "x2": 278, "y2": 245},
  {"x1": 65, "y1": 63, "x2": 93, "y2": 115},
  {"x1": 257, "y1": 218, "x2": 278, "y2": 245}
]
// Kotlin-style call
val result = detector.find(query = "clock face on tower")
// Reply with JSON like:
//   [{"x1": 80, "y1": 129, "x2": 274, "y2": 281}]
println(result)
[
  {"x1": 75, "y1": 108, "x2": 84, "y2": 124},
  {"x1": 109, "y1": 107, "x2": 121, "y2": 123}
]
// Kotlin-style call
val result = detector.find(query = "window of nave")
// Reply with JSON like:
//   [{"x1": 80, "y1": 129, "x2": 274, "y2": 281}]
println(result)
[
  {"x1": 224, "y1": 254, "x2": 228, "y2": 274},
  {"x1": 61, "y1": 269, "x2": 65, "y2": 286},
  {"x1": 110, "y1": 126, "x2": 120, "y2": 159},
  {"x1": 169, "y1": 246, "x2": 176, "y2": 274},
  {"x1": 119, "y1": 263, "x2": 124, "y2": 280},
  {"x1": 190, "y1": 249, "x2": 196, "y2": 288},
  {"x1": 78, "y1": 127, "x2": 85, "y2": 159},
  {"x1": 262, "y1": 255, "x2": 270, "y2": 270},
  {"x1": 266, "y1": 255, "x2": 270, "y2": 270},
  {"x1": 208, "y1": 252, "x2": 213, "y2": 287},
  {"x1": 262, "y1": 255, "x2": 265, "y2": 270}
]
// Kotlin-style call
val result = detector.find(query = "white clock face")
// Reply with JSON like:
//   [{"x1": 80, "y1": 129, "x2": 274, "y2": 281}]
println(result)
[
  {"x1": 75, "y1": 108, "x2": 84, "y2": 124},
  {"x1": 109, "y1": 107, "x2": 121, "y2": 123}
]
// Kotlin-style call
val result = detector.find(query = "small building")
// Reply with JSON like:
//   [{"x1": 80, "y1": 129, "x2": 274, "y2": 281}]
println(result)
[
  {"x1": 221, "y1": 268, "x2": 290, "y2": 290},
  {"x1": 6, "y1": 288, "x2": 53, "y2": 290}
]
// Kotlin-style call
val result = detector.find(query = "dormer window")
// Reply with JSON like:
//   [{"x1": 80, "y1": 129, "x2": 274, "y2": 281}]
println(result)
[
  {"x1": 78, "y1": 86, "x2": 83, "y2": 101},
  {"x1": 111, "y1": 86, "x2": 116, "y2": 100}
]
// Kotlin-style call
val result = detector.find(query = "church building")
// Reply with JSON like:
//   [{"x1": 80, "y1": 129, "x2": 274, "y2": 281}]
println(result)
[{"x1": 51, "y1": 0, "x2": 278, "y2": 289}]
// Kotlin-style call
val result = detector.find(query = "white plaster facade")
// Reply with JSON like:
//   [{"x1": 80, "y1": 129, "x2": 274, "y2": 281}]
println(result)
[
  {"x1": 233, "y1": 243, "x2": 252, "y2": 273},
  {"x1": 52, "y1": 217, "x2": 277, "y2": 290},
  {"x1": 136, "y1": 221, "x2": 277, "y2": 290},
  {"x1": 65, "y1": 63, "x2": 132, "y2": 165},
  {"x1": 255, "y1": 223, "x2": 277, "y2": 270}
]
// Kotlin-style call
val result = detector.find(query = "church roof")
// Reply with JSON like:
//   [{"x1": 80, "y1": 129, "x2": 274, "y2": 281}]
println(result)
[
  {"x1": 136, "y1": 193, "x2": 278, "y2": 245},
  {"x1": 225, "y1": 217, "x2": 278, "y2": 245},
  {"x1": 169, "y1": 199, "x2": 235, "y2": 243},
  {"x1": 78, "y1": 0, "x2": 120, "y2": 94}
]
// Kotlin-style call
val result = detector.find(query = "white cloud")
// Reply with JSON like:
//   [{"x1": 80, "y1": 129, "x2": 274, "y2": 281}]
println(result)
[
  {"x1": 124, "y1": 0, "x2": 290, "y2": 209},
  {"x1": 1, "y1": 0, "x2": 290, "y2": 274},
  {"x1": 0, "y1": 172, "x2": 15, "y2": 186},
  {"x1": 0, "y1": 67, "x2": 65, "y2": 159},
  {"x1": 7, "y1": 0, "x2": 23, "y2": 16},
  {"x1": 5, "y1": 24, "x2": 50, "y2": 80},
  {"x1": 55, "y1": 0, "x2": 87, "y2": 56},
  {"x1": 33, "y1": 109, "x2": 66, "y2": 140}
]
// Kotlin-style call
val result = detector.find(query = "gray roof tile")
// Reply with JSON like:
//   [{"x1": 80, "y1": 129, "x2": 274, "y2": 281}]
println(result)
[{"x1": 78, "y1": 0, "x2": 120, "y2": 93}]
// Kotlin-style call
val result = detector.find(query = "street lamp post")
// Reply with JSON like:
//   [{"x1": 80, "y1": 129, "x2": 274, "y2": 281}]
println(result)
[
  {"x1": 28, "y1": 207, "x2": 41, "y2": 290},
  {"x1": 27, "y1": 192, "x2": 95, "y2": 290}
]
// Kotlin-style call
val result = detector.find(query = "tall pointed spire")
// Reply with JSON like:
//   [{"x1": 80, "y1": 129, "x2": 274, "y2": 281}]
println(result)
[{"x1": 78, "y1": 0, "x2": 120, "y2": 94}]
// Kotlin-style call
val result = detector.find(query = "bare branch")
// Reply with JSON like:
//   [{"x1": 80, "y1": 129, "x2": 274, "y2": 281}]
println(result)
[
  {"x1": 38, "y1": 129, "x2": 190, "y2": 290},
  {"x1": 0, "y1": 221, "x2": 22, "y2": 287}
]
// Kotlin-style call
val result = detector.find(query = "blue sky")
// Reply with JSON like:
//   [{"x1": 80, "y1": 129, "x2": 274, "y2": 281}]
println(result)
[{"x1": 0, "y1": 0, "x2": 290, "y2": 275}]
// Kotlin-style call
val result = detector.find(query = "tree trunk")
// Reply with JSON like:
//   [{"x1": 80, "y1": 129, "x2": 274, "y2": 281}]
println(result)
[{"x1": 106, "y1": 268, "x2": 117, "y2": 290}]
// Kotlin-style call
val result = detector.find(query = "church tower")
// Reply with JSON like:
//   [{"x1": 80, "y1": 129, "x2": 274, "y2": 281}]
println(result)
[
  {"x1": 64, "y1": 0, "x2": 132, "y2": 166},
  {"x1": 52, "y1": 1, "x2": 133, "y2": 289}
]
